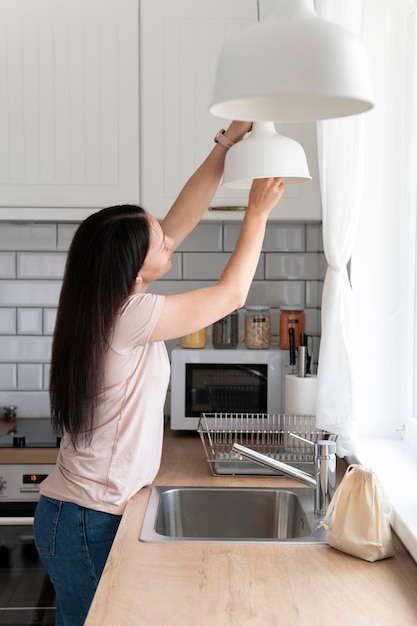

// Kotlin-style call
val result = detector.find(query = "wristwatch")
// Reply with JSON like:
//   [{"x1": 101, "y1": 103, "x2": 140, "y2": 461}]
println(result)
[{"x1": 214, "y1": 129, "x2": 235, "y2": 150}]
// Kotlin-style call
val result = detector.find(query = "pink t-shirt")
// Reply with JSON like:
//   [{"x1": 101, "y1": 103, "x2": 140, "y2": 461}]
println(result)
[{"x1": 40, "y1": 293, "x2": 169, "y2": 515}]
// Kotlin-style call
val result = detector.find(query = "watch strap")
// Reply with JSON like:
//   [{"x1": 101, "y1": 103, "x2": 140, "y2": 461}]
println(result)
[{"x1": 214, "y1": 129, "x2": 235, "y2": 149}]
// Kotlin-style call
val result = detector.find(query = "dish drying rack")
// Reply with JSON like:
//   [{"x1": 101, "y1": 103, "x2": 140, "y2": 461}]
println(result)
[{"x1": 198, "y1": 412, "x2": 337, "y2": 476}]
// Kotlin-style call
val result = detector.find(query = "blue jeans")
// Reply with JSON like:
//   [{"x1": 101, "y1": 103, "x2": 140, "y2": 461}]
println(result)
[{"x1": 34, "y1": 495, "x2": 122, "y2": 626}]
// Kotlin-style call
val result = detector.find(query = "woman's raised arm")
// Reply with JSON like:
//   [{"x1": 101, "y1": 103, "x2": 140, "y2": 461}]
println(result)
[
  {"x1": 149, "y1": 177, "x2": 284, "y2": 343},
  {"x1": 160, "y1": 121, "x2": 252, "y2": 250}
]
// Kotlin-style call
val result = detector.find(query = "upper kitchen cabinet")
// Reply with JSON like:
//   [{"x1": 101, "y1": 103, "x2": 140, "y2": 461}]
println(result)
[
  {"x1": 0, "y1": 0, "x2": 139, "y2": 221},
  {"x1": 140, "y1": 0, "x2": 321, "y2": 221}
]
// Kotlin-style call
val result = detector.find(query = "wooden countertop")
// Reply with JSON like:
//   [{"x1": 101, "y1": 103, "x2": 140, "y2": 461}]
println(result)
[{"x1": 85, "y1": 429, "x2": 417, "y2": 626}]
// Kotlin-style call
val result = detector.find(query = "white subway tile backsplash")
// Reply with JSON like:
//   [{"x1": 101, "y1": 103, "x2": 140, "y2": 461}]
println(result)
[
  {"x1": 0, "y1": 308, "x2": 16, "y2": 334},
  {"x1": 183, "y1": 253, "x2": 227, "y2": 279},
  {"x1": 305, "y1": 308, "x2": 321, "y2": 337},
  {"x1": 17, "y1": 253, "x2": 66, "y2": 278},
  {"x1": 43, "y1": 309, "x2": 57, "y2": 335},
  {"x1": 0, "y1": 390, "x2": 50, "y2": 418},
  {"x1": 0, "y1": 224, "x2": 56, "y2": 250},
  {"x1": 0, "y1": 252, "x2": 16, "y2": 277},
  {"x1": 18, "y1": 363, "x2": 43, "y2": 390},
  {"x1": 306, "y1": 223, "x2": 324, "y2": 252},
  {"x1": 223, "y1": 224, "x2": 238, "y2": 251},
  {"x1": 17, "y1": 308, "x2": 43, "y2": 335},
  {"x1": 265, "y1": 253, "x2": 327, "y2": 280},
  {"x1": 0, "y1": 218, "x2": 324, "y2": 415},
  {"x1": 0, "y1": 281, "x2": 62, "y2": 306},
  {"x1": 0, "y1": 364, "x2": 17, "y2": 389},
  {"x1": 263, "y1": 223, "x2": 305, "y2": 252},
  {"x1": 43, "y1": 363, "x2": 51, "y2": 389},
  {"x1": 0, "y1": 336, "x2": 52, "y2": 362},
  {"x1": 57, "y1": 224, "x2": 78, "y2": 250},
  {"x1": 306, "y1": 281, "x2": 324, "y2": 308},
  {"x1": 163, "y1": 253, "x2": 182, "y2": 280},
  {"x1": 245, "y1": 281, "x2": 305, "y2": 308},
  {"x1": 177, "y1": 223, "x2": 222, "y2": 252}
]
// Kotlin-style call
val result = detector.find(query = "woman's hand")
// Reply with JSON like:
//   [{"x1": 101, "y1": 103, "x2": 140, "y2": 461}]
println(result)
[
  {"x1": 247, "y1": 177, "x2": 285, "y2": 217},
  {"x1": 224, "y1": 120, "x2": 252, "y2": 144}
]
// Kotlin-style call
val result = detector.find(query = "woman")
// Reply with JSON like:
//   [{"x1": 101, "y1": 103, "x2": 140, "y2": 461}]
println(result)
[{"x1": 33, "y1": 120, "x2": 284, "y2": 625}]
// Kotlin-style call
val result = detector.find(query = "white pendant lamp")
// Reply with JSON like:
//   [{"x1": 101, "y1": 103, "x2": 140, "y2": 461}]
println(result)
[
  {"x1": 222, "y1": 122, "x2": 311, "y2": 188},
  {"x1": 210, "y1": 0, "x2": 374, "y2": 122}
]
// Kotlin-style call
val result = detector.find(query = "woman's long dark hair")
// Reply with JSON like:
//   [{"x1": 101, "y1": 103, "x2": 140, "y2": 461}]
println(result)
[{"x1": 50, "y1": 205, "x2": 150, "y2": 447}]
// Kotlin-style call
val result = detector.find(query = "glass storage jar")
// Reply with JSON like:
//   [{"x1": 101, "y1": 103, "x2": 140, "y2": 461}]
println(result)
[
  {"x1": 212, "y1": 311, "x2": 239, "y2": 349},
  {"x1": 279, "y1": 307, "x2": 305, "y2": 349},
  {"x1": 181, "y1": 327, "x2": 207, "y2": 349},
  {"x1": 244, "y1": 306, "x2": 271, "y2": 349}
]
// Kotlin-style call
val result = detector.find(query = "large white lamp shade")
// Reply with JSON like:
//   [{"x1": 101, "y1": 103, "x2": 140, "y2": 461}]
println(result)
[
  {"x1": 210, "y1": 0, "x2": 374, "y2": 122},
  {"x1": 222, "y1": 122, "x2": 311, "y2": 188}
]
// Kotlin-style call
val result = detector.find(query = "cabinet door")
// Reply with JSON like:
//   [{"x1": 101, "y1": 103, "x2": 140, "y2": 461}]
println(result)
[
  {"x1": 140, "y1": 0, "x2": 321, "y2": 221},
  {"x1": 0, "y1": 0, "x2": 139, "y2": 220}
]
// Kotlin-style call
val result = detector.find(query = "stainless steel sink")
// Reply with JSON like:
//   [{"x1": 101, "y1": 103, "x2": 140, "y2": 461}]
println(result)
[{"x1": 139, "y1": 486, "x2": 327, "y2": 543}]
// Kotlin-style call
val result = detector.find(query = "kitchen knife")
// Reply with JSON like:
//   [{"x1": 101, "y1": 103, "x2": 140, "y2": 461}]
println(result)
[
  {"x1": 289, "y1": 327, "x2": 296, "y2": 366},
  {"x1": 299, "y1": 333, "x2": 312, "y2": 374}
]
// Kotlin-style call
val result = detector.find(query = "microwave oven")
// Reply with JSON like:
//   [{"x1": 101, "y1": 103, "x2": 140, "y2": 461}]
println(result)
[{"x1": 170, "y1": 347, "x2": 285, "y2": 430}]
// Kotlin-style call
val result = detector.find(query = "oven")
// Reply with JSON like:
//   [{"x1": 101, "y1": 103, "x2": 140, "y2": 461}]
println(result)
[{"x1": 0, "y1": 418, "x2": 59, "y2": 625}]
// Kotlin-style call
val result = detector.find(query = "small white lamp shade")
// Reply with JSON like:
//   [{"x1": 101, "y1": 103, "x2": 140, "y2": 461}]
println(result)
[
  {"x1": 210, "y1": 0, "x2": 374, "y2": 122},
  {"x1": 222, "y1": 122, "x2": 311, "y2": 188}
]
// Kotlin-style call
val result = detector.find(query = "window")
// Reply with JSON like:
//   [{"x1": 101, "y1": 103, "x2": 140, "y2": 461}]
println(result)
[{"x1": 409, "y1": 1, "x2": 417, "y2": 453}]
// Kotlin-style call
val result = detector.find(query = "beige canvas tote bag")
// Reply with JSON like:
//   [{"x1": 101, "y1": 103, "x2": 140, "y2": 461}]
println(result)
[{"x1": 320, "y1": 464, "x2": 395, "y2": 562}]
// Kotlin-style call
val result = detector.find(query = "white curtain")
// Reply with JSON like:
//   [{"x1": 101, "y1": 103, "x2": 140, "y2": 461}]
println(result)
[
  {"x1": 314, "y1": 0, "x2": 368, "y2": 456},
  {"x1": 350, "y1": 0, "x2": 413, "y2": 442}
]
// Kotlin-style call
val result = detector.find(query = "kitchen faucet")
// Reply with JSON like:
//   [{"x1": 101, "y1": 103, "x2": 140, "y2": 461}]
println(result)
[{"x1": 231, "y1": 434, "x2": 337, "y2": 515}]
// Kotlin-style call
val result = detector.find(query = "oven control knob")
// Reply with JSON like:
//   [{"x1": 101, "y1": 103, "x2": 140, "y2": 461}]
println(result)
[{"x1": 0, "y1": 478, "x2": 5, "y2": 493}]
